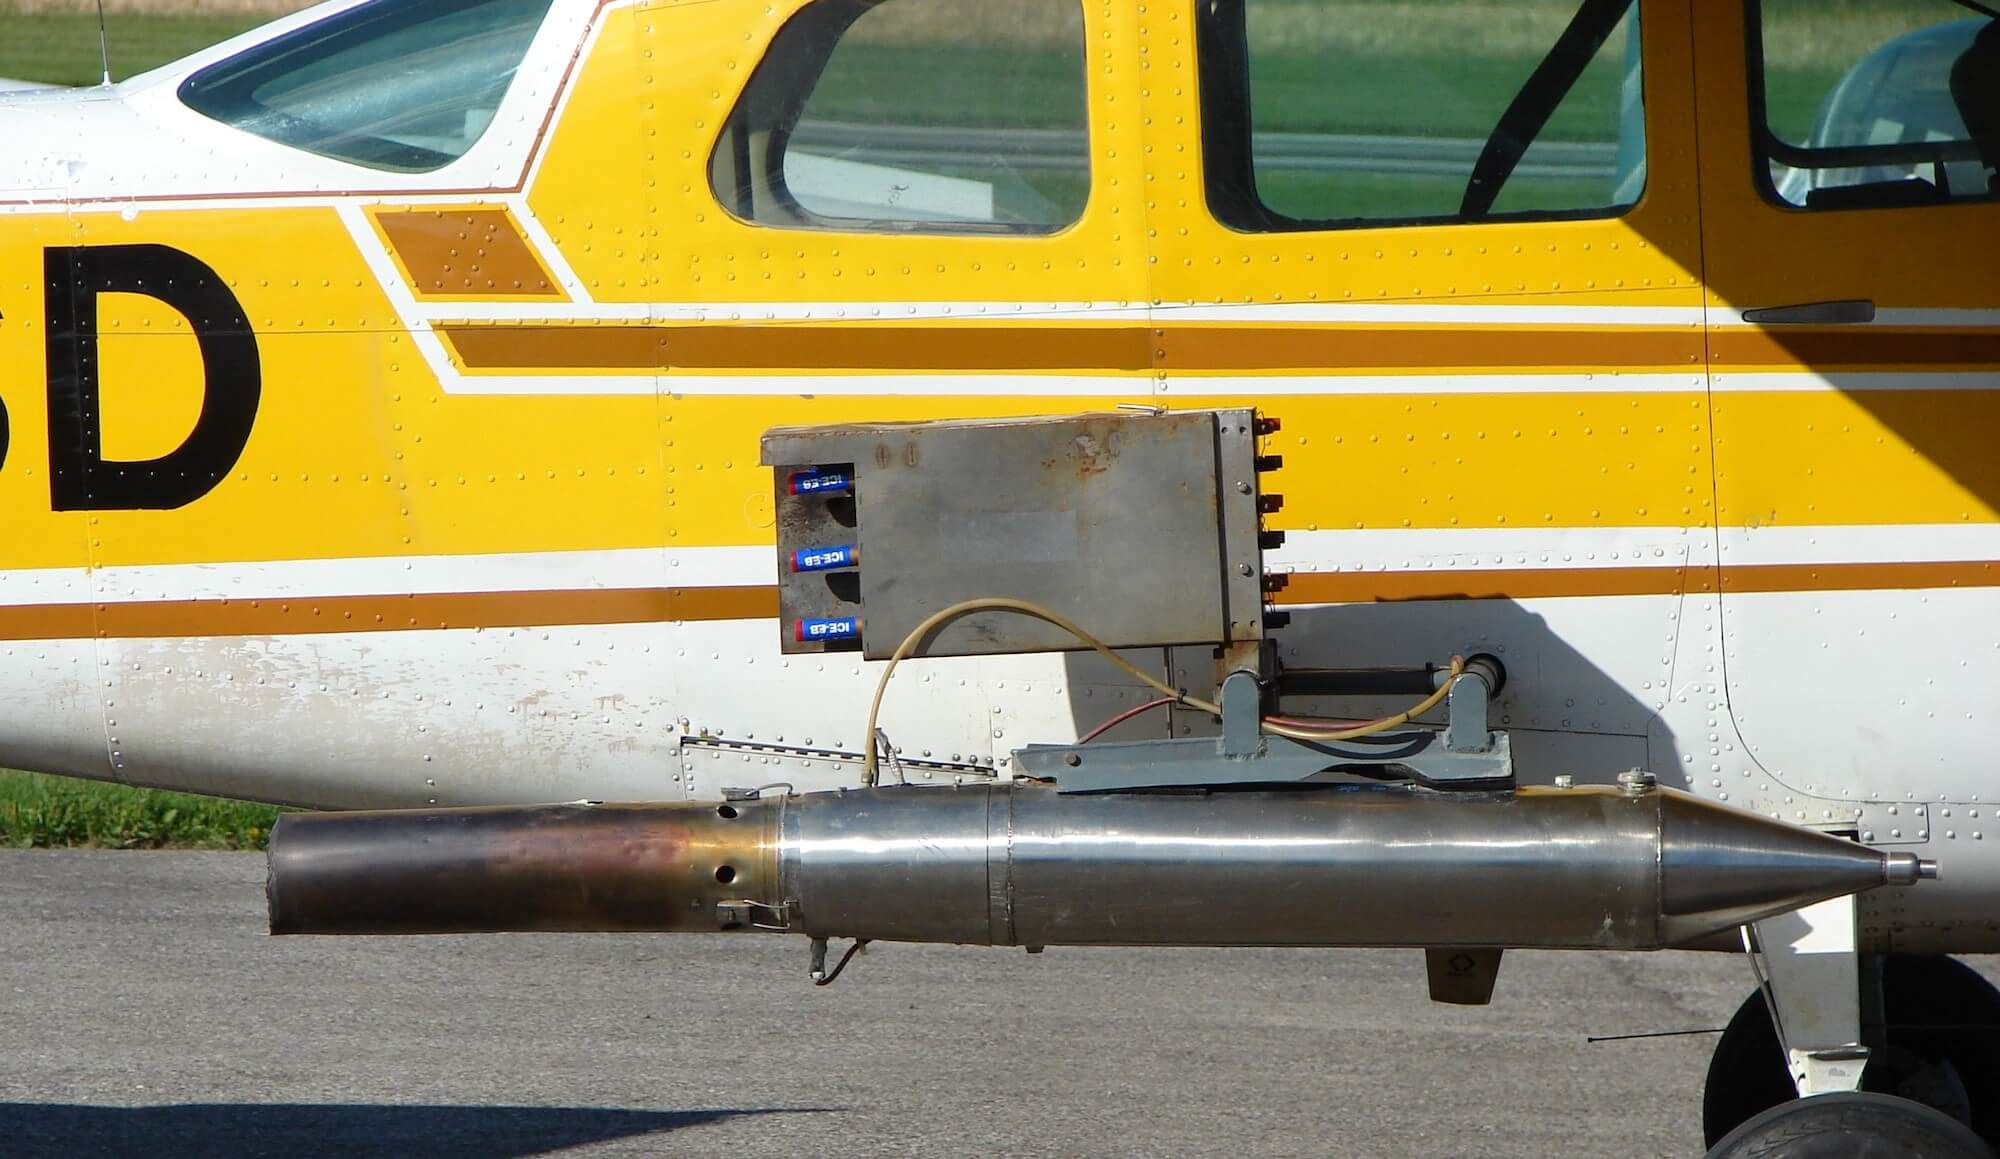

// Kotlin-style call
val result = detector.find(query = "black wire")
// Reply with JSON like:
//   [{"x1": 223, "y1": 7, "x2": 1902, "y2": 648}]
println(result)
[
  {"x1": 1586, "y1": 1027, "x2": 1725, "y2": 1043},
  {"x1": 812, "y1": 939, "x2": 870, "y2": 987},
  {"x1": 1590, "y1": 1022, "x2": 2000, "y2": 1044}
]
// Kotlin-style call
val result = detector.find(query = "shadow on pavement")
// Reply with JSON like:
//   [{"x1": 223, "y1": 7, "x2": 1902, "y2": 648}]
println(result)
[{"x1": 0, "y1": 1101, "x2": 835, "y2": 1157}]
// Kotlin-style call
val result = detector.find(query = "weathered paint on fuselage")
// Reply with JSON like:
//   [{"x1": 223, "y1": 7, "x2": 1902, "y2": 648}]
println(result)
[{"x1": 1, "y1": 0, "x2": 1997, "y2": 950}]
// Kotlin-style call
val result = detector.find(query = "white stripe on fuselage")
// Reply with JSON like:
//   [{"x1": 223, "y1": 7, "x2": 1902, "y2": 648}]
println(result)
[{"x1": 6, "y1": 524, "x2": 2000, "y2": 608}]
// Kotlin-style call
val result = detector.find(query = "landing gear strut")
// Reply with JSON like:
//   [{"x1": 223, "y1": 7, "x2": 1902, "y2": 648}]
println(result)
[{"x1": 1702, "y1": 956, "x2": 2000, "y2": 1152}]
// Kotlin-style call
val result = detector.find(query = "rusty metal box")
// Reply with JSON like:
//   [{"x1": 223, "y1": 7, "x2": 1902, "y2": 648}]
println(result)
[{"x1": 761, "y1": 409, "x2": 1267, "y2": 659}]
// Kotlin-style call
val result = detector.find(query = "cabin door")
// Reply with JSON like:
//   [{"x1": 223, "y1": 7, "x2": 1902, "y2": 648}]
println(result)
[{"x1": 1694, "y1": 0, "x2": 2000, "y2": 806}]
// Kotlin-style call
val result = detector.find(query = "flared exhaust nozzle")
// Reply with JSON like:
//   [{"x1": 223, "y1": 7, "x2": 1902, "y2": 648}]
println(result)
[{"x1": 266, "y1": 799, "x2": 784, "y2": 936}]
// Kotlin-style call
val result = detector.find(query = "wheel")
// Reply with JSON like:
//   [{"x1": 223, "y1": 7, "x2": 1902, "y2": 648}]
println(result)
[
  {"x1": 1703, "y1": 1092, "x2": 1995, "y2": 1159},
  {"x1": 1703, "y1": 957, "x2": 2000, "y2": 1150}
]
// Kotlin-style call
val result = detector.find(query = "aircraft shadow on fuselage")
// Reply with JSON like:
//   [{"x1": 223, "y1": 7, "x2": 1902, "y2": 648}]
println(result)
[
  {"x1": 1627, "y1": 32, "x2": 2000, "y2": 527},
  {"x1": 1061, "y1": 597, "x2": 1683, "y2": 790},
  {"x1": 0, "y1": 1101, "x2": 836, "y2": 1159}
]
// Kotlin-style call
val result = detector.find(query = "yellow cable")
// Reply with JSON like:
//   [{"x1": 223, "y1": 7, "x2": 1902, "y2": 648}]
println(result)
[
  {"x1": 861, "y1": 599, "x2": 1468, "y2": 782},
  {"x1": 862, "y1": 598, "x2": 1219, "y2": 784},
  {"x1": 1259, "y1": 656, "x2": 1466, "y2": 743}
]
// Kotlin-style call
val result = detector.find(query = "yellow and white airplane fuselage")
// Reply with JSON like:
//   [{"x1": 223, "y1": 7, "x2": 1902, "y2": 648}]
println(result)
[{"x1": 2, "y1": 0, "x2": 1997, "y2": 966}]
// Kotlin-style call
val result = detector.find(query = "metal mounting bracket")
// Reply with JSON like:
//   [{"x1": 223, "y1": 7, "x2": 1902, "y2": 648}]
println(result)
[
  {"x1": 1017, "y1": 665, "x2": 1514, "y2": 793},
  {"x1": 1745, "y1": 893, "x2": 1868, "y2": 1096}
]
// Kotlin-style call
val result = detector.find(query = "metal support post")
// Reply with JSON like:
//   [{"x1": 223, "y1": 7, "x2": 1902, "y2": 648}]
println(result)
[{"x1": 1745, "y1": 893, "x2": 1869, "y2": 1096}]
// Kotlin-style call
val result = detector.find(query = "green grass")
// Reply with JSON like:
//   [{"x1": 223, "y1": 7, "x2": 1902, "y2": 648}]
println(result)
[
  {"x1": 0, "y1": 11, "x2": 274, "y2": 85},
  {"x1": 0, "y1": 769, "x2": 279, "y2": 850}
]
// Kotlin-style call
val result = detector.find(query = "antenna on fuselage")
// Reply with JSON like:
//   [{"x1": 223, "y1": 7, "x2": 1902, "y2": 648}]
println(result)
[{"x1": 94, "y1": 0, "x2": 113, "y2": 87}]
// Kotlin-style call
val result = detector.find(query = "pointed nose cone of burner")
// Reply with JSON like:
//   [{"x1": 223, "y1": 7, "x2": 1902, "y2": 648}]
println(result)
[{"x1": 1655, "y1": 790, "x2": 1907, "y2": 941}]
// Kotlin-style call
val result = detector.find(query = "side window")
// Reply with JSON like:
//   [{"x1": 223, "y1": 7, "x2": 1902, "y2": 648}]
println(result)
[
  {"x1": 1195, "y1": 0, "x2": 1646, "y2": 231},
  {"x1": 180, "y1": 0, "x2": 554, "y2": 173},
  {"x1": 1753, "y1": 2, "x2": 1997, "y2": 210},
  {"x1": 711, "y1": 0, "x2": 1090, "y2": 233}
]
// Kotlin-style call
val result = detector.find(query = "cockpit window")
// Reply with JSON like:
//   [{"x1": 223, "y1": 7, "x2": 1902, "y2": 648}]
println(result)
[
  {"x1": 1195, "y1": 0, "x2": 1647, "y2": 232},
  {"x1": 710, "y1": 0, "x2": 1091, "y2": 234},
  {"x1": 179, "y1": 0, "x2": 554, "y2": 173},
  {"x1": 1753, "y1": 2, "x2": 1998, "y2": 209}
]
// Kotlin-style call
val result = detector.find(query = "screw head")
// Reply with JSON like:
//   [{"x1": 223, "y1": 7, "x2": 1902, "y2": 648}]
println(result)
[{"x1": 1064, "y1": 752, "x2": 1082, "y2": 767}]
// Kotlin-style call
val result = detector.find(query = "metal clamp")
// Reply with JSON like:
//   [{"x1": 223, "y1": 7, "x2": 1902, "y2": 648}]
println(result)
[{"x1": 716, "y1": 900, "x2": 791, "y2": 931}]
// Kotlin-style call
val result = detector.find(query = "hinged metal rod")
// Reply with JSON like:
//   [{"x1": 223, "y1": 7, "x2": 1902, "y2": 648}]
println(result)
[
  {"x1": 1278, "y1": 665, "x2": 1441, "y2": 697},
  {"x1": 1278, "y1": 655, "x2": 1505, "y2": 701}
]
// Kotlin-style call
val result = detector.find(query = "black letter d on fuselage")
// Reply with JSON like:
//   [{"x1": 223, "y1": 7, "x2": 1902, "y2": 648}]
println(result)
[{"x1": 44, "y1": 244, "x2": 260, "y2": 511}]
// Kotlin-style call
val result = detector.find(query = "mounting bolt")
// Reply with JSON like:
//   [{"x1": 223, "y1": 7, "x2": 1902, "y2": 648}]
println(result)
[
  {"x1": 1617, "y1": 769, "x2": 1657, "y2": 795},
  {"x1": 1553, "y1": 774, "x2": 1575, "y2": 790},
  {"x1": 1064, "y1": 752, "x2": 1081, "y2": 767},
  {"x1": 1237, "y1": 563, "x2": 1255, "y2": 577}
]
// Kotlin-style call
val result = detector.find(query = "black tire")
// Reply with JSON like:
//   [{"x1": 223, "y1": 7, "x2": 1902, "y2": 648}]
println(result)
[
  {"x1": 1703, "y1": 956, "x2": 2000, "y2": 1150},
  {"x1": 1704, "y1": 1092, "x2": 1995, "y2": 1159}
]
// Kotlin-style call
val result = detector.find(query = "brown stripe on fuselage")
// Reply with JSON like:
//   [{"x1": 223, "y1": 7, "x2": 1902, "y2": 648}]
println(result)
[
  {"x1": 1716, "y1": 560, "x2": 2000, "y2": 592},
  {"x1": 375, "y1": 207, "x2": 563, "y2": 300},
  {"x1": 1276, "y1": 559, "x2": 2000, "y2": 605},
  {"x1": 2, "y1": 561, "x2": 2000, "y2": 641},
  {"x1": 0, "y1": 586, "x2": 777, "y2": 642},
  {"x1": 443, "y1": 324, "x2": 1156, "y2": 373},
  {"x1": 438, "y1": 321, "x2": 2000, "y2": 376},
  {"x1": 1155, "y1": 325, "x2": 1700, "y2": 372},
  {"x1": 1274, "y1": 566, "x2": 1700, "y2": 604},
  {"x1": 439, "y1": 324, "x2": 1698, "y2": 374},
  {"x1": 1711, "y1": 328, "x2": 2000, "y2": 371}
]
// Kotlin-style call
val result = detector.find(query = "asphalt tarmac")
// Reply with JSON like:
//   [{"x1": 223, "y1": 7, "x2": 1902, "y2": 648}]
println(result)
[{"x1": 0, "y1": 849, "x2": 1968, "y2": 1158}]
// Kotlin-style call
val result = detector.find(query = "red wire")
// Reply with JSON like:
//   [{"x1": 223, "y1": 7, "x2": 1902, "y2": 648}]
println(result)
[{"x1": 1078, "y1": 696, "x2": 1178, "y2": 743}]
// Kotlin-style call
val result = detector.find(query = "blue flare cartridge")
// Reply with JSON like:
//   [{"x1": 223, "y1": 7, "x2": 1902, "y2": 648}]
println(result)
[
  {"x1": 793, "y1": 616, "x2": 863, "y2": 643},
  {"x1": 790, "y1": 545, "x2": 859, "y2": 573},
  {"x1": 786, "y1": 469, "x2": 854, "y2": 496}
]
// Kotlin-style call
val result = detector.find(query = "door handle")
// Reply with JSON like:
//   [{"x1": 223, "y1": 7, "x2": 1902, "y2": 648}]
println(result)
[{"x1": 1740, "y1": 299, "x2": 1876, "y2": 325}]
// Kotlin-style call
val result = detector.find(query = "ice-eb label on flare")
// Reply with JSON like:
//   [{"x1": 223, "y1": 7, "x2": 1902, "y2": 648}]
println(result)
[
  {"x1": 786, "y1": 469, "x2": 853, "y2": 496},
  {"x1": 794, "y1": 616, "x2": 862, "y2": 643},
  {"x1": 790, "y1": 544, "x2": 858, "y2": 573}
]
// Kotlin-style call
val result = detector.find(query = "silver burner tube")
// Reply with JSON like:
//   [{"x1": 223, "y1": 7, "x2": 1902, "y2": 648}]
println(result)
[
  {"x1": 270, "y1": 784, "x2": 1930, "y2": 950},
  {"x1": 780, "y1": 784, "x2": 1928, "y2": 950}
]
